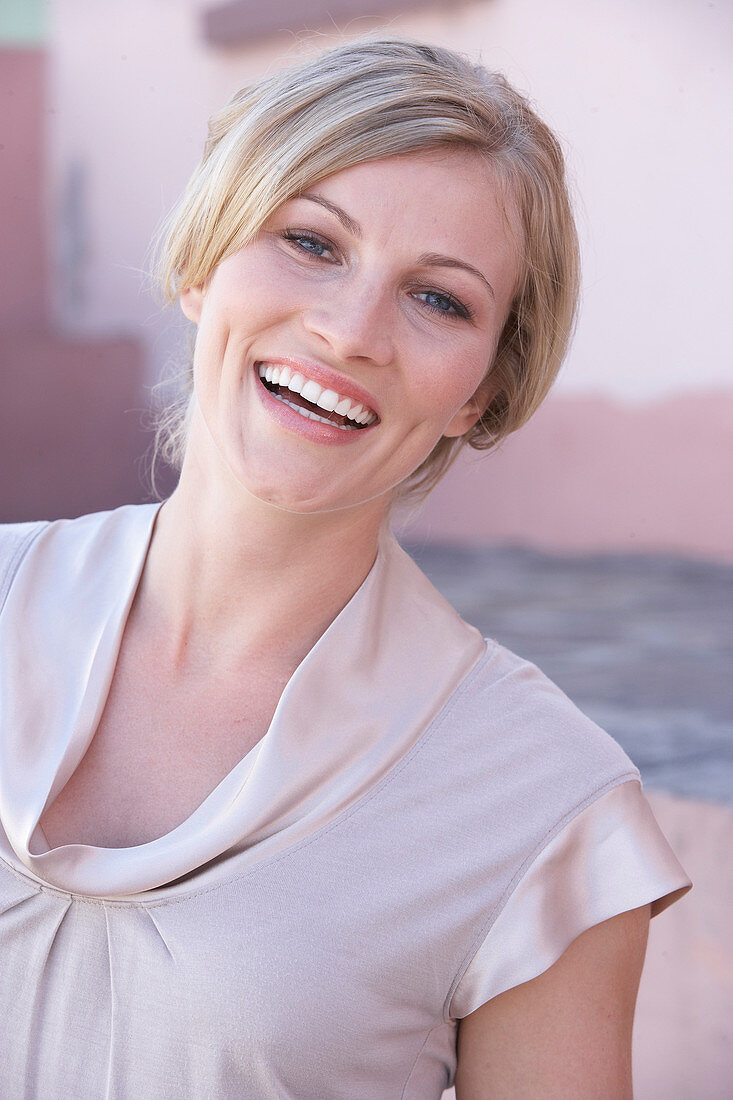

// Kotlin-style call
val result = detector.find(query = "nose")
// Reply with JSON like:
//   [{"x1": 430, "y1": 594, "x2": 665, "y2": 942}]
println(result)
[{"x1": 301, "y1": 276, "x2": 395, "y2": 368}]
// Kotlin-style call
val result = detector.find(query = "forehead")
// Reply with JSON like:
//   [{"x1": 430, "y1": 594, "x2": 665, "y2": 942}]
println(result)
[
  {"x1": 303, "y1": 147, "x2": 512, "y2": 226},
  {"x1": 293, "y1": 148, "x2": 521, "y2": 303}
]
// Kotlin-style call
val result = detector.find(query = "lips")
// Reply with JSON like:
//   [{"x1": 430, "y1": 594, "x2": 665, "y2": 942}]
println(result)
[{"x1": 254, "y1": 360, "x2": 376, "y2": 429}]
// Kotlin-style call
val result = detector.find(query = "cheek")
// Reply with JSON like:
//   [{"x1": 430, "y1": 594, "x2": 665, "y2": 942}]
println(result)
[
  {"x1": 206, "y1": 254, "x2": 295, "y2": 336},
  {"x1": 420, "y1": 345, "x2": 492, "y2": 419},
  {"x1": 214, "y1": 286, "x2": 275, "y2": 334},
  {"x1": 193, "y1": 284, "x2": 282, "y2": 379}
]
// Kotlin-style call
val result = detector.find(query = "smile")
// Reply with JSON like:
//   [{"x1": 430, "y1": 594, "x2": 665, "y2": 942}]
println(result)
[{"x1": 257, "y1": 364, "x2": 378, "y2": 431}]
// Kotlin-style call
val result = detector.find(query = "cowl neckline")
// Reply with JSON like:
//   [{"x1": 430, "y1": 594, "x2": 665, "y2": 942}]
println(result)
[{"x1": 0, "y1": 503, "x2": 486, "y2": 901}]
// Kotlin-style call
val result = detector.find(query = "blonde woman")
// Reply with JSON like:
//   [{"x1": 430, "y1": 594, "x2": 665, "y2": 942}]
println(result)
[{"x1": 0, "y1": 38, "x2": 689, "y2": 1099}]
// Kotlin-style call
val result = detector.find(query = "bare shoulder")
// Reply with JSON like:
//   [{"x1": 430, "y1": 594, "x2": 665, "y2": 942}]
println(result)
[{"x1": 454, "y1": 904, "x2": 651, "y2": 1100}]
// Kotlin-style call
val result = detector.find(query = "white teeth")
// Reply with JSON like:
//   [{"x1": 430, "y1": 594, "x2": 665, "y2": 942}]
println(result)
[
  {"x1": 274, "y1": 393, "x2": 360, "y2": 429},
  {"x1": 316, "y1": 389, "x2": 339, "y2": 412},
  {"x1": 300, "y1": 379, "x2": 323, "y2": 404},
  {"x1": 257, "y1": 363, "x2": 377, "y2": 425}
]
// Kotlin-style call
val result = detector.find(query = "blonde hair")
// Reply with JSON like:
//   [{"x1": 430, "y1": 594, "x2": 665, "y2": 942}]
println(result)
[{"x1": 153, "y1": 36, "x2": 580, "y2": 499}]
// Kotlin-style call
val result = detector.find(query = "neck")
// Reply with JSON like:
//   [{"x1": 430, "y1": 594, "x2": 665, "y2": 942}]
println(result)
[{"x1": 136, "y1": 438, "x2": 391, "y2": 675}]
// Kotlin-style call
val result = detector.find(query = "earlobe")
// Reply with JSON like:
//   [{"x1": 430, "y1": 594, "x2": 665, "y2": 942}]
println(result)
[
  {"x1": 443, "y1": 380, "x2": 496, "y2": 439},
  {"x1": 443, "y1": 400, "x2": 482, "y2": 439},
  {"x1": 180, "y1": 285, "x2": 204, "y2": 324}
]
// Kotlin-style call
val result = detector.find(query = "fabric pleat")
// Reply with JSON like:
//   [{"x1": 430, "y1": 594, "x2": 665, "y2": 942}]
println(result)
[
  {"x1": 0, "y1": 503, "x2": 486, "y2": 898},
  {"x1": 0, "y1": 504, "x2": 692, "y2": 1098}
]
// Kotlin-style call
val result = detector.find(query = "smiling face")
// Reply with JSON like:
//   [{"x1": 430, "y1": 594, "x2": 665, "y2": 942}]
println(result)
[{"x1": 180, "y1": 147, "x2": 520, "y2": 516}]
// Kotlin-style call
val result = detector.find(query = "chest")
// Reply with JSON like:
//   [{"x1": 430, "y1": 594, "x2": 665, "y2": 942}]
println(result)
[
  {"x1": 0, "y1": 817, "x2": 463, "y2": 1099},
  {"x1": 39, "y1": 650, "x2": 290, "y2": 850}
]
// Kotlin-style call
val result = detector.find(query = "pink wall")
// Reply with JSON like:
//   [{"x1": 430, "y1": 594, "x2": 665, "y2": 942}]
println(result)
[
  {"x1": 0, "y1": 49, "x2": 46, "y2": 326},
  {"x1": 397, "y1": 392, "x2": 733, "y2": 563},
  {"x1": 0, "y1": 329, "x2": 147, "y2": 522},
  {"x1": 0, "y1": 45, "x2": 147, "y2": 523},
  {"x1": 5, "y1": 4, "x2": 730, "y2": 550}
]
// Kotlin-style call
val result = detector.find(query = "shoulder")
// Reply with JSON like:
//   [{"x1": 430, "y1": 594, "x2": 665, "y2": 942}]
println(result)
[
  {"x1": 464, "y1": 638, "x2": 621, "y2": 743},
  {"x1": 0, "y1": 518, "x2": 50, "y2": 614},
  {"x1": 439, "y1": 642, "x2": 692, "y2": 1021},
  {"x1": 0, "y1": 503, "x2": 160, "y2": 616},
  {"x1": 0, "y1": 519, "x2": 49, "y2": 559},
  {"x1": 389, "y1": 540, "x2": 637, "y2": 791},
  {"x1": 441, "y1": 637, "x2": 640, "y2": 809}
]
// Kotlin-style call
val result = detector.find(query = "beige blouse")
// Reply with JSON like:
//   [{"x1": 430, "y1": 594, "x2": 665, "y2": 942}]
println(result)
[{"x1": 0, "y1": 504, "x2": 691, "y2": 1098}]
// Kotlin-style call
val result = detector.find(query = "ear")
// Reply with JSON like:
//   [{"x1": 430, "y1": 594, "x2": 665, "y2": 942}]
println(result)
[
  {"x1": 179, "y1": 285, "x2": 204, "y2": 324},
  {"x1": 442, "y1": 376, "x2": 497, "y2": 439}
]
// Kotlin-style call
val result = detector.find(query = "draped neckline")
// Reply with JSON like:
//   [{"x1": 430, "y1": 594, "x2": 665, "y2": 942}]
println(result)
[{"x1": 0, "y1": 503, "x2": 486, "y2": 901}]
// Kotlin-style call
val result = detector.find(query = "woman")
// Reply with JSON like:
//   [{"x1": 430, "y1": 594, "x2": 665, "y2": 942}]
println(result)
[{"x1": 0, "y1": 37, "x2": 690, "y2": 1098}]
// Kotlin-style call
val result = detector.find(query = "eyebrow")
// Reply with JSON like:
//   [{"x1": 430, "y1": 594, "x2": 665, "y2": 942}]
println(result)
[
  {"x1": 416, "y1": 252, "x2": 496, "y2": 301},
  {"x1": 299, "y1": 194, "x2": 496, "y2": 301},
  {"x1": 300, "y1": 193, "x2": 361, "y2": 237}
]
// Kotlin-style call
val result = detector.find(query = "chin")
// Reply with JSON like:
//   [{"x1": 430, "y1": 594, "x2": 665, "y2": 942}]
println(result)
[
  {"x1": 245, "y1": 470, "x2": 393, "y2": 517},
  {"x1": 234, "y1": 467, "x2": 354, "y2": 515},
  {"x1": 222, "y1": 439, "x2": 398, "y2": 517}
]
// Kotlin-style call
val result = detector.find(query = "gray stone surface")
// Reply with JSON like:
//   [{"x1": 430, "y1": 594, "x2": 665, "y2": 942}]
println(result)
[{"x1": 404, "y1": 541, "x2": 733, "y2": 806}]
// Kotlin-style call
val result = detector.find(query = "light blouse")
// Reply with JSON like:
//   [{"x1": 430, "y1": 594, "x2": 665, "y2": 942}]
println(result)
[{"x1": 0, "y1": 504, "x2": 691, "y2": 1098}]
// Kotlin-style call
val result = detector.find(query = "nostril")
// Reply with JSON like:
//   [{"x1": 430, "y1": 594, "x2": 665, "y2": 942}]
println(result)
[{"x1": 301, "y1": 303, "x2": 395, "y2": 369}]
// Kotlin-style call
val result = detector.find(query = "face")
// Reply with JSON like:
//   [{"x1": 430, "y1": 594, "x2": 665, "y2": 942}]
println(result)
[{"x1": 180, "y1": 147, "x2": 519, "y2": 515}]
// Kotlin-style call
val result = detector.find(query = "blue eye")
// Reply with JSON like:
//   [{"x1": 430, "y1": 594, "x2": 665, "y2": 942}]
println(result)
[
  {"x1": 282, "y1": 231, "x2": 333, "y2": 259},
  {"x1": 416, "y1": 290, "x2": 472, "y2": 320}
]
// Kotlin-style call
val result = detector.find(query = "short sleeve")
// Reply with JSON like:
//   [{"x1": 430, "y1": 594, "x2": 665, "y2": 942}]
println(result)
[{"x1": 449, "y1": 779, "x2": 692, "y2": 1019}]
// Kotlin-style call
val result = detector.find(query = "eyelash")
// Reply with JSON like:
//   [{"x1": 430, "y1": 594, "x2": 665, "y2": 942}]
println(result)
[
  {"x1": 416, "y1": 290, "x2": 473, "y2": 321},
  {"x1": 281, "y1": 229, "x2": 334, "y2": 259},
  {"x1": 279, "y1": 230, "x2": 474, "y2": 322}
]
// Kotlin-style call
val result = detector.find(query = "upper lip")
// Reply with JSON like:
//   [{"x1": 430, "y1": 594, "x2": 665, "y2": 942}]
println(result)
[{"x1": 253, "y1": 355, "x2": 381, "y2": 420}]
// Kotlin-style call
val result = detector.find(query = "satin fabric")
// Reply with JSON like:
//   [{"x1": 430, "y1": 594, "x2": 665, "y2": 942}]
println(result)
[
  {"x1": 0, "y1": 505, "x2": 691, "y2": 1098},
  {"x1": 449, "y1": 779, "x2": 691, "y2": 1016},
  {"x1": 0, "y1": 503, "x2": 486, "y2": 898}
]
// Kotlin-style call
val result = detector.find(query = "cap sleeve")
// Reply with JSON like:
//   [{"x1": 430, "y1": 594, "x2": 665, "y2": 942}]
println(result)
[{"x1": 449, "y1": 779, "x2": 692, "y2": 1019}]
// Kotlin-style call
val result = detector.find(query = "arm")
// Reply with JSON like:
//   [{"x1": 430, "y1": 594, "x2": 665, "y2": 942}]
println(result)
[{"x1": 454, "y1": 903, "x2": 651, "y2": 1100}]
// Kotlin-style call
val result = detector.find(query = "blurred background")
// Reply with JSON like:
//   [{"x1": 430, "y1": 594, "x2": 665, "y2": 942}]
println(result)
[{"x1": 1, "y1": 0, "x2": 730, "y2": 1095}]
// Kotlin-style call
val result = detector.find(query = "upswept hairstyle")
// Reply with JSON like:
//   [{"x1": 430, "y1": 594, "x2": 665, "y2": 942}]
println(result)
[{"x1": 154, "y1": 36, "x2": 580, "y2": 499}]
